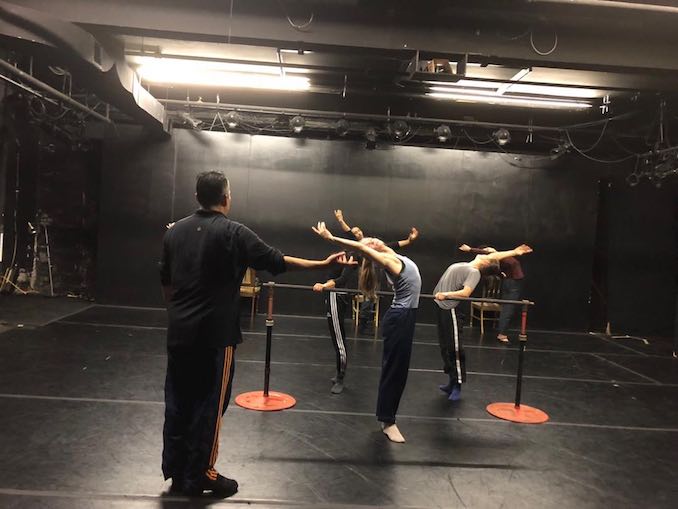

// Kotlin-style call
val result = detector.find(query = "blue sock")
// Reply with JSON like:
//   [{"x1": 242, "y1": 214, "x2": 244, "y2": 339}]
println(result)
[
  {"x1": 448, "y1": 383, "x2": 462, "y2": 402},
  {"x1": 439, "y1": 375, "x2": 455, "y2": 394}
]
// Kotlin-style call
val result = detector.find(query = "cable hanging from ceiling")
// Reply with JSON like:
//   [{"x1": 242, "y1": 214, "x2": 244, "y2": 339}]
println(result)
[
  {"x1": 564, "y1": 118, "x2": 610, "y2": 153},
  {"x1": 227, "y1": 0, "x2": 235, "y2": 44},
  {"x1": 277, "y1": 0, "x2": 315, "y2": 31},
  {"x1": 529, "y1": 28, "x2": 558, "y2": 56},
  {"x1": 494, "y1": 24, "x2": 558, "y2": 56}
]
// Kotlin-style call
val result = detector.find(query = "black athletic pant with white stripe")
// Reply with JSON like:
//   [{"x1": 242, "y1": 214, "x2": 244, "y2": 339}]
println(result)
[
  {"x1": 325, "y1": 292, "x2": 349, "y2": 379},
  {"x1": 435, "y1": 305, "x2": 466, "y2": 384},
  {"x1": 162, "y1": 345, "x2": 235, "y2": 486}
]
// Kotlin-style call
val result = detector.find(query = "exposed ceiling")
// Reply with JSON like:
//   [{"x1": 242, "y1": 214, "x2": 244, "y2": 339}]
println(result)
[{"x1": 3, "y1": 0, "x2": 678, "y2": 171}]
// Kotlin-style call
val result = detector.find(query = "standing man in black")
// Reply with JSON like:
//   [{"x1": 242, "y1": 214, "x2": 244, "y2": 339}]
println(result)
[{"x1": 160, "y1": 171, "x2": 353, "y2": 497}]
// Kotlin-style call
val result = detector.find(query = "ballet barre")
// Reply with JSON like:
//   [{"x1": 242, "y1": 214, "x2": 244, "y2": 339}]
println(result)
[{"x1": 235, "y1": 282, "x2": 548, "y2": 424}]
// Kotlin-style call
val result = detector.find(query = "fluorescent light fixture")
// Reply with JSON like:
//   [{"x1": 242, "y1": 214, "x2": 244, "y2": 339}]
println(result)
[
  {"x1": 496, "y1": 68, "x2": 531, "y2": 95},
  {"x1": 426, "y1": 79, "x2": 600, "y2": 99},
  {"x1": 505, "y1": 84, "x2": 601, "y2": 99},
  {"x1": 279, "y1": 48, "x2": 313, "y2": 54},
  {"x1": 428, "y1": 89, "x2": 592, "y2": 109},
  {"x1": 424, "y1": 79, "x2": 499, "y2": 89},
  {"x1": 136, "y1": 56, "x2": 310, "y2": 91}
]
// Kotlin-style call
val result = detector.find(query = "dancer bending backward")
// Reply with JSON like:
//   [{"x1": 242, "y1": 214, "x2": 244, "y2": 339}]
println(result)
[
  {"x1": 434, "y1": 244, "x2": 533, "y2": 402},
  {"x1": 333, "y1": 209, "x2": 418, "y2": 334},
  {"x1": 313, "y1": 221, "x2": 421, "y2": 444},
  {"x1": 333, "y1": 209, "x2": 419, "y2": 249},
  {"x1": 313, "y1": 262, "x2": 358, "y2": 394},
  {"x1": 459, "y1": 244, "x2": 527, "y2": 344}
]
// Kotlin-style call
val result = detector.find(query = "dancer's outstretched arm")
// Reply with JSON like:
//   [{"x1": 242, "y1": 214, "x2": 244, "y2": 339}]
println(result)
[
  {"x1": 484, "y1": 244, "x2": 533, "y2": 261},
  {"x1": 312, "y1": 222, "x2": 402, "y2": 276},
  {"x1": 284, "y1": 252, "x2": 356, "y2": 270},
  {"x1": 333, "y1": 209, "x2": 353, "y2": 233},
  {"x1": 394, "y1": 227, "x2": 419, "y2": 248}
]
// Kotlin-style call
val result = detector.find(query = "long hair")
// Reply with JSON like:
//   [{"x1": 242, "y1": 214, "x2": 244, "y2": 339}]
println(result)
[
  {"x1": 479, "y1": 259, "x2": 500, "y2": 277},
  {"x1": 358, "y1": 258, "x2": 378, "y2": 300}
]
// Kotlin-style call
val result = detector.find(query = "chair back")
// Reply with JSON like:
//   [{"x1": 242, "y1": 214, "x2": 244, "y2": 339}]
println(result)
[
  {"x1": 481, "y1": 276, "x2": 502, "y2": 300},
  {"x1": 241, "y1": 268, "x2": 257, "y2": 287}
]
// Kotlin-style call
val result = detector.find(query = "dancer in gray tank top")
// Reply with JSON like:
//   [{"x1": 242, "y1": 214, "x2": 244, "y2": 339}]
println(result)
[{"x1": 313, "y1": 221, "x2": 421, "y2": 444}]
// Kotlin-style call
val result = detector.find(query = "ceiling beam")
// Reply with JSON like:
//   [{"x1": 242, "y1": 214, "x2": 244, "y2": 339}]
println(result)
[{"x1": 10, "y1": 0, "x2": 678, "y2": 75}]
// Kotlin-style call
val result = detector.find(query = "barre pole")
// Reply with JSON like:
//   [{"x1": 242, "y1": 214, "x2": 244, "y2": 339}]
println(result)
[
  {"x1": 486, "y1": 300, "x2": 549, "y2": 424},
  {"x1": 261, "y1": 282, "x2": 535, "y2": 307},
  {"x1": 263, "y1": 284, "x2": 274, "y2": 397},
  {"x1": 235, "y1": 282, "x2": 297, "y2": 411}
]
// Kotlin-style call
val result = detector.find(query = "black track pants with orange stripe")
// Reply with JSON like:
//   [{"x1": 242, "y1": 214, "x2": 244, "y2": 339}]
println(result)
[{"x1": 162, "y1": 345, "x2": 235, "y2": 483}]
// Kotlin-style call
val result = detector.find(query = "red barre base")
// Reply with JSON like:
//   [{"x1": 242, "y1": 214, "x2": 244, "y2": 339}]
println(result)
[
  {"x1": 486, "y1": 402, "x2": 549, "y2": 424},
  {"x1": 235, "y1": 391, "x2": 296, "y2": 411}
]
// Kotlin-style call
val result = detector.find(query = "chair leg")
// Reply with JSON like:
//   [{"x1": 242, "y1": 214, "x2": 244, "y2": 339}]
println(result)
[
  {"x1": 373, "y1": 299, "x2": 380, "y2": 340},
  {"x1": 480, "y1": 308, "x2": 485, "y2": 335},
  {"x1": 250, "y1": 296, "x2": 256, "y2": 328},
  {"x1": 353, "y1": 298, "x2": 359, "y2": 337},
  {"x1": 351, "y1": 299, "x2": 360, "y2": 331}
]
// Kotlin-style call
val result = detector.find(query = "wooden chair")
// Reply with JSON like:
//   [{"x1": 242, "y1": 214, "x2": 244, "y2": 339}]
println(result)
[
  {"x1": 239, "y1": 268, "x2": 261, "y2": 327},
  {"x1": 351, "y1": 294, "x2": 380, "y2": 339},
  {"x1": 470, "y1": 276, "x2": 502, "y2": 335}
]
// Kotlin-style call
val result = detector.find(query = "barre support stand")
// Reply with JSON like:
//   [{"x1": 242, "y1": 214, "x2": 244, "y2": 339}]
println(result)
[
  {"x1": 235, "y1": 283, "x2": 297, "y2": 411},
  {"x1": 486, "y1": 301, "x2": 550, "y2": 424},
  {"x1": 235, "y1": 281, "x2": 546, "y2": 420}
]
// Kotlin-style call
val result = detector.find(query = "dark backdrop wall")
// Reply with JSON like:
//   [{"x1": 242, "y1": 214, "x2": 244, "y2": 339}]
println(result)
[
  {"x1": 98, "y1": 128, "x2": 603, "y2": 329},
  {"x1": 605, "y1": 181, "x2": 678, "y2": 336}
]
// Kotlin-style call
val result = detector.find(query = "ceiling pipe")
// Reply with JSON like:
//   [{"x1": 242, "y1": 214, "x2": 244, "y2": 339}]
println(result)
[
  {"x1": 0, "y1": 72, "x2": 60, "y2": 106},
  {"x1": 0, "y1": 58, "x2": 112, "y2": 124},
  {"x1": 158, "y1": 98, "x2": 565, "y2": 132},
  {"x1": 528, "y1": 0, "x2": 678, "y2": 15}
]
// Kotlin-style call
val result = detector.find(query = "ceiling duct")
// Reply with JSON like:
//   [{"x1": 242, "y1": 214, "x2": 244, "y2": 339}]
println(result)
[{"x1": 0, "y1": 1, "x2": 167, "y2": 133}]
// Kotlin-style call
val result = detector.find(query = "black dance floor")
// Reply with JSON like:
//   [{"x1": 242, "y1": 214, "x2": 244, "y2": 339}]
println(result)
[{"x1": 0, "y1": 298, "x2": 677, "y2": 508}]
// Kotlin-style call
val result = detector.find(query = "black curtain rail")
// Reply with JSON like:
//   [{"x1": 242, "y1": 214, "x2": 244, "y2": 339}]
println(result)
[{"x1": 262, "y1": 282, "x2": 534, "y2": 306}]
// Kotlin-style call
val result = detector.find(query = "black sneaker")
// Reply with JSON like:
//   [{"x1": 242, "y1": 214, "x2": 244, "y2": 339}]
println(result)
[
  {"x1": 168, "y1": 477, "x2": 184, "y2": 494},
  {"x1": 184, "y1": 470, "x2": 238, "y2": 498}
]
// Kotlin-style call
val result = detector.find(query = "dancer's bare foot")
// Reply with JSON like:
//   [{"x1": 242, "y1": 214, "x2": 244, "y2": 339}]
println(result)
[
  {"x1": 497, "y1": 334, "x2": 509, "y2": 343},
  {"x1": 381, "y1": 423, "x2": 405, "y2": 443}
]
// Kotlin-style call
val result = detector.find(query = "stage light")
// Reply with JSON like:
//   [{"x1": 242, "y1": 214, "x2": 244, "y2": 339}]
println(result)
[
  {"x1": 290, "y1": 115, "x2": 305, "y2": 133},
  {"x1": 435, "y1": 124, "x2": 452, "y2": 142},
  {"x1": 136, "y1": 56, "x2": 310, "y2": 91},
  {"x1": 493, "y1": 128, "x2": 511, "y2": 146},
  {"x1": 390, "y1": 120, "x2": 410, "y2": 140},
  {"x1": 365, "y1": 127, "x2": 377, "y2": 149},
  {"x1": 225, "y1": 111, "x2": 240, "y2": 129},
  {"x1": 179, "y1": 111, "x2": 202, "y2": 129},
  {"x1": 550, "y1": 140, "x2": 571, "y2": 159},
  {"x1": 335, "y1": 119, "x2": 350, "y2": 136},
  {"x1": 365, "y1": 127, "x2": 377, "y2": 142}
]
